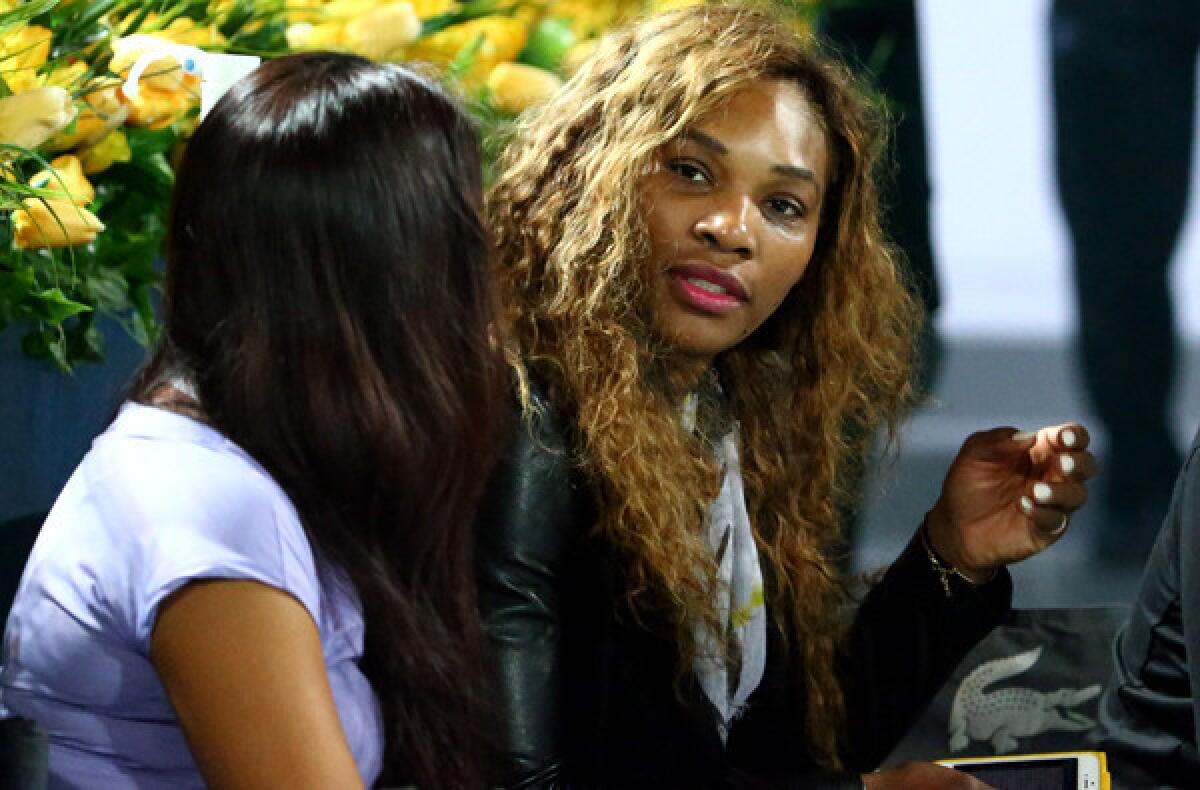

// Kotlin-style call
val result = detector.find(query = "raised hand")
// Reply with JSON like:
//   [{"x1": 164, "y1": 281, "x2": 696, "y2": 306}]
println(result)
[
  {"x1": 924, "y1": 424, "x2": 1096, "y2": 581},
  {"x1": 863, "y1": 761, "x2": 994, "y2": 789}
]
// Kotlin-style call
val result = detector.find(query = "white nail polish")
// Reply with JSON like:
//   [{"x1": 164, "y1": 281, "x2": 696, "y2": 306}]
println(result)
[
  {"x1": 1060, "y1": 455, "x2": 1075, "y2": 475},
  {"x1": 1012, "y1": 430, "x2": 1036, "y2": 442},
  {"x1": 1034, "y1": 482, "x2": 1053, "y2": 503},
  {"x1": 1061, "y1": 428, "x2": 1077, "y2": 448},
  {"x1": 1020, "y1": 495, "x2": 1034, "y2": 514}
]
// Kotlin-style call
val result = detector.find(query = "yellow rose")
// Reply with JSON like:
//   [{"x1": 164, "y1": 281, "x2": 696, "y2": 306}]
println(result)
[
  {"x1": 37, "y1": 61, "x2": 89, "y2": 92},
  {"x1": 110, "y1": 34, "x2": 200, "y2": 128},
  {"x1": 546, "y1": 0, "x2": 625, "y2": 39},
  {"x1": 323, "y1": 0, "x2": 380, "y2": 18},
  {"x1": 80, "y1": 129, "x2": 133, "y2": 174},
  {"x1": 111, "y1": 12, "x2": 225, "y2": 48},
  {"x1": 126, "y1": 85, "x2": 195, "y2": 129},
  {"x1": 0, "y1": 25, "x2": 53, "y2": 94},
  {"x1": 512, "y1": 5, "x2": 541, "y2": 27},
  {"x1": 46, "y1": 88, "x2": 130, "y2": 152},
  {"x1": 486, "y1": 62, "x2": 563, "y2": 115},
  {"x1": 282, "y1": 0, "x2": 325, "y2": 25},
  {"x1": 110, "y1": 34, "x2": 200, "y2": 94},
  {"x1": 12, "y1": 197, "x2": 105, "y2": 249},
  {"x1": 28, "y1": 155, "x2": 95, "y2": 206},
  {"x1": 286, "y1": 22, "x2": 345, "y2": 50},
  {"x1": 159, "y1": 17, "x2": 226, "y2": 48},
  {"x1": 410, "y1": 0, "x2": 456, "y2": 17},
  {"x1": 343, "y1": 2, "x2": 421, "y2": 60},
  {"x1": 0, "y1": 87, "x2": 76, "y2": 150},
  {"x1": 409, "y1": 17, "x2": 528, "y2": 87}
]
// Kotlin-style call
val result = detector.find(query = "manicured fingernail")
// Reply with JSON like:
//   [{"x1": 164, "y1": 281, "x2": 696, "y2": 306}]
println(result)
[
  {"x1": 1020, "y1": 495, "x2": 1034, "y2": 514},
  {"x1": 1012, "y1": 430, "x2": 1036, "y2": 442},
  {"x1": 1034, "y1": 482, "x2": 1053, "y2": 503},
  {"x1": 1060, "y1": 428, "x2": 1077, "y2": 447},
  {"x1": 1060, "y1": 455, "x2": 1075, "y2": 475}
]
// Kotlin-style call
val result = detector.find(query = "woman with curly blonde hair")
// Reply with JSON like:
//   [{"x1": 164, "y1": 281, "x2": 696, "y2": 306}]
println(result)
[{"x1": 477, "y1": 5, "x2": 1095, "y2": 787}]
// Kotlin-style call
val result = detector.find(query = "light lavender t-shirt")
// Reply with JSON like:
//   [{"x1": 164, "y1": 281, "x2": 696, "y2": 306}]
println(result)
[{"x1": 0, "y1": 403, "x2": 384, "y2": 788}]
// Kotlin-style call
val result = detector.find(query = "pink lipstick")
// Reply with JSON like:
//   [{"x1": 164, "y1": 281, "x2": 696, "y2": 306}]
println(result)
[{"x1": 666, "y1": 262, "x2": 748, "y2": 314}]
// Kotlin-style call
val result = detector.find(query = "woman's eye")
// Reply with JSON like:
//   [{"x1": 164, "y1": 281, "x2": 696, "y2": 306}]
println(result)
[
  {"x1": 767, "y1": 196, "x2": 805, "y2": 220},
  {"x1": 668, "y1": 160, "x2": 710, "y2": 184}
]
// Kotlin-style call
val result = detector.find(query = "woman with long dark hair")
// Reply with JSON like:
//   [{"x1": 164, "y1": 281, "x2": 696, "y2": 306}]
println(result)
[{"x1": 0, "y1": 52, "x2": 503, "y2": 788}]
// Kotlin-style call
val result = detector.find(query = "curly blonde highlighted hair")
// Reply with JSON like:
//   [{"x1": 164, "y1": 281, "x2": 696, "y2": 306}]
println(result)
[{"x1": 488, "y1": 3, "x2": 921, "y2": 769}]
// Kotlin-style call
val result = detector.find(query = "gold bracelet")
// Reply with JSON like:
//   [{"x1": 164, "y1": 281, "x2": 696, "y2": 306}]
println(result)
[{"x1": 919, "y1": 521, "x2": 996, "y2": 598}]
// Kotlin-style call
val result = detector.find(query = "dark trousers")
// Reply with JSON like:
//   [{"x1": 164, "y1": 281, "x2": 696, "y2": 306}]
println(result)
[
  {"x1": 1051, "y1": 0, "x2": 1199, "y2": 534},
  {"x1": 822, "y1": 0, "x2": 940, "y2": 396}
]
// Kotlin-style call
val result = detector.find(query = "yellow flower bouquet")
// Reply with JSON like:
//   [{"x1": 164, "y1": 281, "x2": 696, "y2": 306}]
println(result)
[{"x1": 2, "y1": 0, "x2": 819, "y2": 371}]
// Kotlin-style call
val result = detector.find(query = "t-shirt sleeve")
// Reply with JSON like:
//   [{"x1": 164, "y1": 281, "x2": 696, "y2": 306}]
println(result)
[{"x1": 86, "y1": 439, "x2": 322, "y2": 650}]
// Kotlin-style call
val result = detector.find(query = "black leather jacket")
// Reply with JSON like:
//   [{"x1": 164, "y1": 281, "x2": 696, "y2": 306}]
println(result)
[{"x1": 476, "y1": 396, "x2": 1012, "y2": 788}]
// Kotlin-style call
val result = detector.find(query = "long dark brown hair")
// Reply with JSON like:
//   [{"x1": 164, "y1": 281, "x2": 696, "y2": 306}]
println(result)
[{"x1": 131, "y1": 52, "x2": 504, "y2": 786}]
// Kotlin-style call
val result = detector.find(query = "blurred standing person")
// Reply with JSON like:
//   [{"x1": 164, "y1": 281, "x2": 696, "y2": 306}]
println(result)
[
  {"x1": 823, "y1": 0, "x2": 940, "y2": 398},
  {"x1": 1051, "y1": 1, "x2": 1199, "y2": 557},
  {"x1": 821, "y1": 1, "x2": 940, "y2": 551}
]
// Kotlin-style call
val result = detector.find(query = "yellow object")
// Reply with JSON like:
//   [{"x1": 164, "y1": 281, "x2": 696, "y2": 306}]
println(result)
[
  {"x1": 12, "y1": 197, "x2": 105, "y2": 249},
  {"x1": 80, "y1": 129, "x2": 133, "y2": 174},
  {"x1": 286, "y1": 21, "x2": 345, "y2": 50},
  {"x1": 37, "y1": 61, "x2": 89, "y2": 93},
  {"x1": 486, "y1": 62, "x2": 563, "y2": 115},
  {"x1": 28, "y1": 155, "x2": 95, "y2": 206},
  {"x1": 111, "y1": 13, "x2": 225, "y2": 49},
  {"x1": 647, "y1": 0, "x2": 706, "y2": 11},
  {"x1": 110, "y1": 34, "x2": 201, "y2": 128},
  {"x1": 0, "y1": 25, "x2": 53, "y2": 94},
  {"x1": 343, "y1": 2, "x2": 421, "y2": 60},
  {"x1": 546, "y1": 0, "x2": 627, "y2": 39},
  {"x1": 0, "y1": 86, "x2": 76, "y2": 150},
  {"x1": 158, "y1": 16, "x2": 226, "y2": 48},
  {"x1": 409, "y1": 0, "x2": 456, "y2": 17},
  {"x1": 322, "y1": 0, "x2": 380, "y2": 20},
  {"x1": 937, "y1": 751, "x2": 1111, "y2": 790},
  {"x1": 110, "y1": 34, "x2": 200, "y2": 94},
  {"x1": 408, "y1": 16, "x2": 528, "y2": 86},
  {"x1": 47, "y1": 87, "x2": 129, "y2": 152}
]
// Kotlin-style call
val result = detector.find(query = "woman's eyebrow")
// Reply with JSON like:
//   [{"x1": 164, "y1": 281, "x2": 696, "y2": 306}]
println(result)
[
  {"x1": 682, "y1": 129, "x2": 728, "y2": 155},
  {"x1": 683, "y1": 128, "x2": 818, "y2": 188},
  {"x1": 773, "y1": 164, "x2": 818, "y2": 184}
]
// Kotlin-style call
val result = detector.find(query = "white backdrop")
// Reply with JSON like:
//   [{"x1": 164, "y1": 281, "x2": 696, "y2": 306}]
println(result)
[{"x1": 918, "y1": 0, "x2": 1200, "y2": 340}]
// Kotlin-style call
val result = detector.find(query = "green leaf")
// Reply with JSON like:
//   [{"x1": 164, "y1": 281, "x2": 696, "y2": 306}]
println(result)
[
  {"x1": 421, "y1": 0, "x2": 514, "y2": 36},
  {"x1": 66, "y1": 314, "x2": 105, "y2": 362},
  {"x1": 124, "y1": 127, "x2": 179, "y2": 160},
  {"x1": 129, "y1": 284, "x2": 158, "y2": 346},
  {"x1": 0, "y1": 266, "x2": 37, "y2": 295},
  {"x1": 21, "y1": 327, "x2": 71, "y2": 372},
  {"x1": 0, "y1": 0, "x2": 60, "y2": 35},
  {"x1": 35, "y1": 287, "x2": 92, "y2": 324},
  {"x1": 447, "y1": 32, "x2": 486, "y2": 81},
  {"x1": 20, "y1": 328, "x2": 50, "y2": 357},
  {"x1": 518, "y1": 17, "x2": 576, "y2": 73},
  {"x1": 0, "y1": 266, "x2": 38, "y2": 324},
  {"x1": 136, "y1": 152, "x2": 176, "y2": 190},
  {"x1": 83, "y1": 266, "x2": 130, "y2": 312}
]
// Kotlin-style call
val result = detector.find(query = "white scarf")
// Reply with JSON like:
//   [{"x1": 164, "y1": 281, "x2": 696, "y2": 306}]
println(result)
[{"x1": 683, "y1": 394, "x2": 768, "y2": 742}]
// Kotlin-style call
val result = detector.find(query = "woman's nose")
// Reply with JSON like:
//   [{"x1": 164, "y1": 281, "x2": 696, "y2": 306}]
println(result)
[{"x1": 693, "y1": 194, "x2": 754, "y2": 258}]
